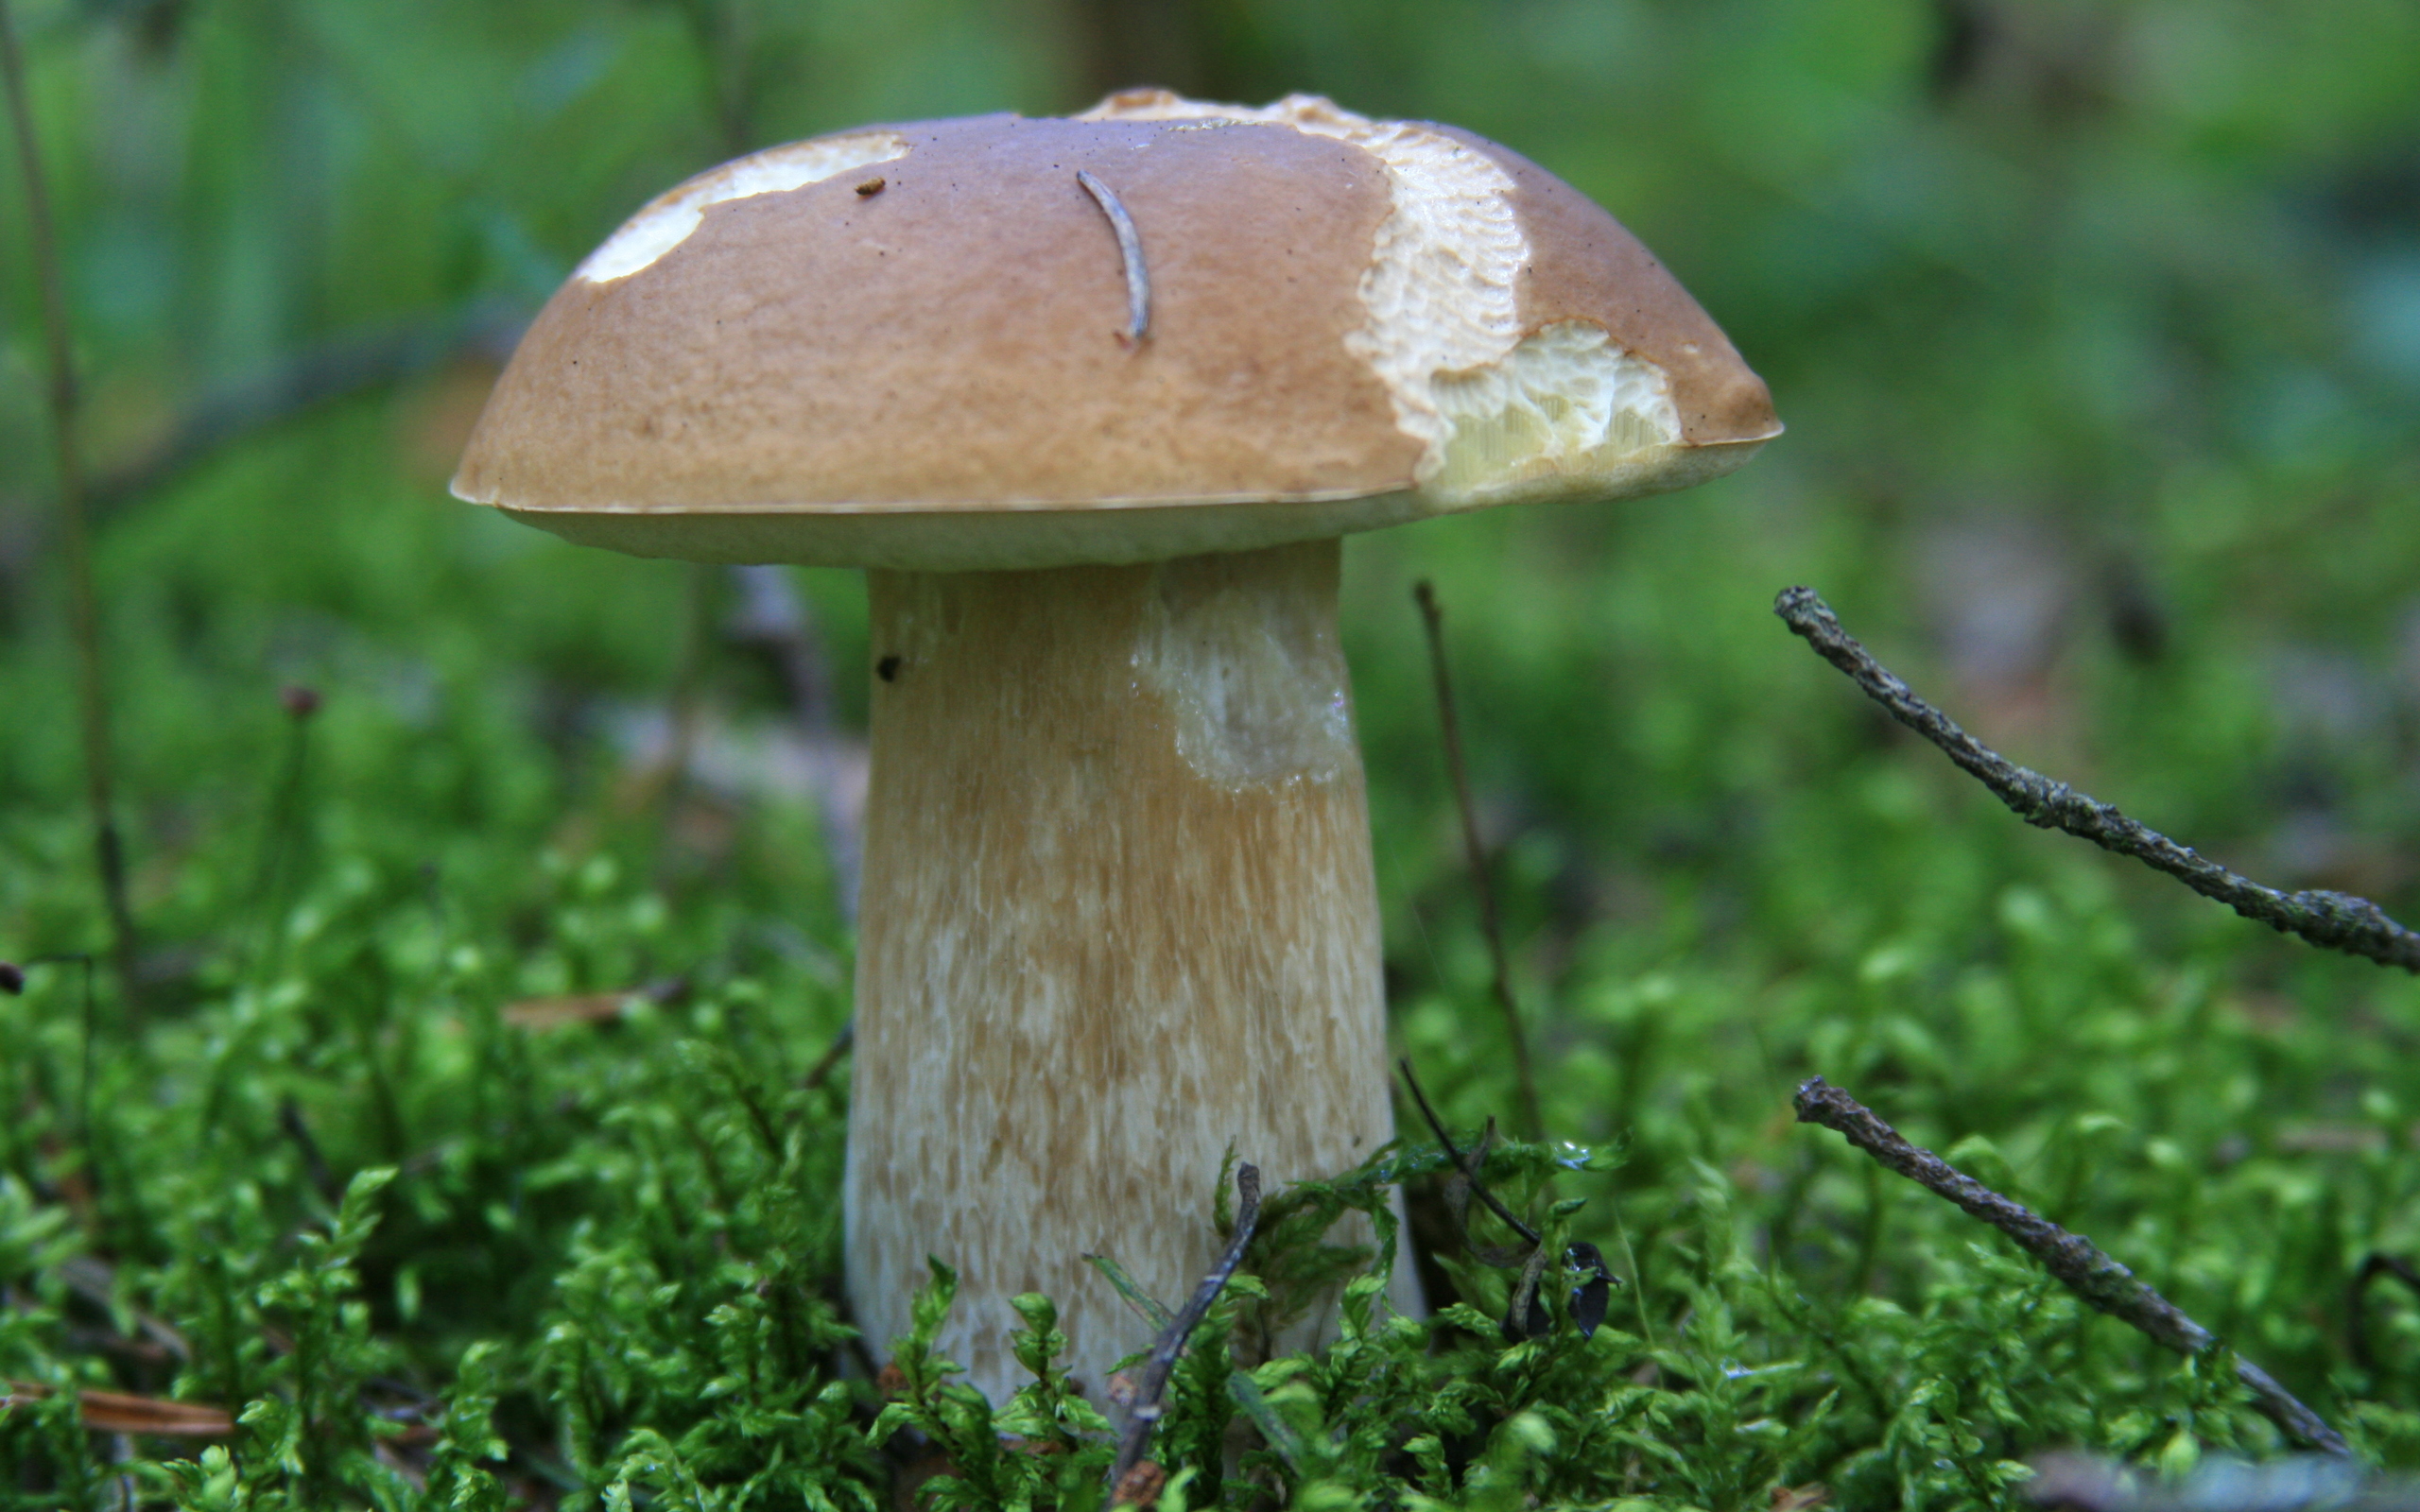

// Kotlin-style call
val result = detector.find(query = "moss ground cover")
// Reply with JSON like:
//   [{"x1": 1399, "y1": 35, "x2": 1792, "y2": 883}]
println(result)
[{"x1": 6, "y1": 1, "x2": 2420, "y2": 1505}]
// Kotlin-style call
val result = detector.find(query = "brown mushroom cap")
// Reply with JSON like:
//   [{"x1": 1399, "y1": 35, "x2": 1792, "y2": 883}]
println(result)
[{"x1": 452, "y1": 92, "x2": 1778, "y2": 571}]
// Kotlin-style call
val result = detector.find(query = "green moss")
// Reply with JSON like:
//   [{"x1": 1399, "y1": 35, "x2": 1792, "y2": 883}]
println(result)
[{"x1": 7, "y1": 0, "x2": 2420, "y2": 1504}]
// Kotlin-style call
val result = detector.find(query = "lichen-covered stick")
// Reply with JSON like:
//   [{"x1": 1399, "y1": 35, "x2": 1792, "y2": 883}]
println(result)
[
  {"x1": 1774, "y1": 586, "x2": 2420, "y2": 972},
  {"x1": 1794, "y1": 1076, "x2": 2348, "y2": 1457}
]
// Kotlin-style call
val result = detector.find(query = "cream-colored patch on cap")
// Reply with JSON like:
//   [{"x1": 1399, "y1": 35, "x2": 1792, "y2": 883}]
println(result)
[
  {"x1": 1083, "y1": 92, "x2": 1676, "y2": 497},
  {"x1": 1426, "y1": 321, "x2": 1681, "y2": 502},
  {"x1": 575, "y1": 131, "x2": 910, "y2": 284}
]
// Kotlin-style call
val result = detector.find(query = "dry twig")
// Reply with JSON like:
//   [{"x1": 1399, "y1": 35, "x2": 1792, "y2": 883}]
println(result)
[
  {"x1": 799, "y1": 1019, "x2": 854, "y2": 1094},
  {"x1": 278, "y1": 1097, "x2": 343, "y2": 1206},
  {"x1": 1, "y1": 1380, "x2": 232, "y2": 1437},
  {"x1": 1106, "y1": 1162, "x2": 1261, "y2": 1499},
  {"x1": 1794, "y1": 1076, "x2": 2348, "y2": 1456},
  {"x1": 501, "y1": 975, "x2": 689, "y2": 1031},
  {"x1": 1774, "y1": 587, "x2": 2420, "y2": 971},
  {"x1": 1, "y1": 0, "x2": 136, "y2": 999},
  {"x1": 56, "y1": 1255, "x2": 188, "y2": 1363},
  {"x1": 1412, "y1": 582, "x2": 1543, "y2": 1140},
  {"x1": 1076, "y1": 169, "x2": 1150, "y2": 343},
  {"x1": 1398, "y1": 1058, "x2": 1539, "y2": 1246},
  {"x1": 1396, "y1": 1058, "x2": 1611, "y2": 1341}
]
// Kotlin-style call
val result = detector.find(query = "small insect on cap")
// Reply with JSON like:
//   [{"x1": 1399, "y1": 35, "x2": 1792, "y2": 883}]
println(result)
[{"x1": 453, "y1": 92, "x2": 1779, "y2": 572}]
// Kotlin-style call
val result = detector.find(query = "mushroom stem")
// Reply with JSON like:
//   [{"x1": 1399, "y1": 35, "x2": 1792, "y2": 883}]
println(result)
[{"x1": 846, "y1": 538, "x2": 1416, "y2": 1404}]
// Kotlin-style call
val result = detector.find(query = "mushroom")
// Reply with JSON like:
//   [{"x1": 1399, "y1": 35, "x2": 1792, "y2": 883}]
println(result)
[{"x1": 452, "y1": 91, "x2": 1778, "y2": 1406}]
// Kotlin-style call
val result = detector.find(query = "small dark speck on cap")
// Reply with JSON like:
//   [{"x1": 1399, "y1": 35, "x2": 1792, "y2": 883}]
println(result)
[{"x1": 856, "y1": 176, "x2": 886, "y2": 196}]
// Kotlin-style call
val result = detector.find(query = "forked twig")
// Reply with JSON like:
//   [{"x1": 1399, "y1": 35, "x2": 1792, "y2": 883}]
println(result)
[
  {"x1": 1106, "y1": 1162, "x2": 1261, "y2": 1499},
  {"x1": 1413, "y1": 582, "x2": 1543, "y2": 1140},
  {"x1": 1396, "y1": 1058, "x2": 1612, "y2": 1341},
  {"x1": 1794, "y1": 1076, "x2": 2348, "y2": 1456},
  {"x1": 1775, "y1": 587, "x2": 2420, "y2": 971},
  {"x1": 1397, "y1": 1057, "x2": 1538, "y2": 1246}
]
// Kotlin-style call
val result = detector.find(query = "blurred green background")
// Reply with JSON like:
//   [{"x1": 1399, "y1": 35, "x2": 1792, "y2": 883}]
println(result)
[
  {"x1": 7, "y1": 0, "x2": 2420, "y2": 1498},
  {"x1": 9, "y1": 0, "x2": 2419, "y2": 1096}
]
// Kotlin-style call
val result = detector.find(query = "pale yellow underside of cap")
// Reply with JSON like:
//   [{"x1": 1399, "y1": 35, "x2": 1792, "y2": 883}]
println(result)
[{"x1": 496, "y1": 436, "x2": 1759, "y2": 571}]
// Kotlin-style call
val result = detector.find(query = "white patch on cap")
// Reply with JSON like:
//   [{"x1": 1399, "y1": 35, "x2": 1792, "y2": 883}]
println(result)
[
  {"x1": 1429, "y1": 321, "x2": 1680, "y2": 500},
  {"x1": 575, "y1": 130, "x2": 909, "y2": 284},
  {"x1": 1083, "y1": 92, "x2": 1675, "y2": 492}
]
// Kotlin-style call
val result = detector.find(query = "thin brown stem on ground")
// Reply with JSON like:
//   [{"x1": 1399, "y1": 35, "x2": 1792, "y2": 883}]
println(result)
[
  {"x1": 1413, "y1": 581, "x2": 1542, "y2": 1140},
  {"x1": 799, "y1": 1019, "x2": 854, "y2": 1094},
  {"x1": 1, "y1": 0, "x2": 137, "y2": 1004},
  {"x1": 1397, "y1": 1057, "x2": 1539, "y2": 1246}
]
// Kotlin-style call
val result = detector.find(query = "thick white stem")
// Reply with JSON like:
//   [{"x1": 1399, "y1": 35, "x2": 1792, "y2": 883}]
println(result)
[{"x1": 844, "y1": 538, "x2": 1418, "y2": 1405}]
